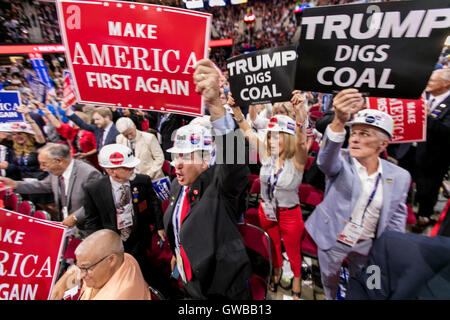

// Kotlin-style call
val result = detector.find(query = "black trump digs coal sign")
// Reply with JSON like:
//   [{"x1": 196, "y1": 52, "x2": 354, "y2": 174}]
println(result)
[
  {"x1": 227, "y1": 46, "x2": 297, "y2": 106},
  {"x1": 295, "y1": 0, "x2": 450, "y2": 99}
]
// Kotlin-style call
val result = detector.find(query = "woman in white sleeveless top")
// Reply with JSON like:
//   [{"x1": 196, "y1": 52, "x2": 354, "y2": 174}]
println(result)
[{"x1": 231, "y1": 91, "x2": 308, "y2": 299}]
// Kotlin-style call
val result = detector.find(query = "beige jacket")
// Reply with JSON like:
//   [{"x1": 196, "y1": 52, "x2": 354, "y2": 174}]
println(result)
[{"x1": 116, "y1": 130, "x2": 165, "y2": 180}]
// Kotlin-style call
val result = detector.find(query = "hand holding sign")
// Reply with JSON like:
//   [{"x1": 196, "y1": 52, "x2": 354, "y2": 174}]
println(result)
[
  {"x1": 332, "y1": 89, "x2": 365, "y2": 128},
  {"x1": 291, "y1": 90, "x2": 307, "y2": 124},
  {"x1": 193, "y1": 59, "x2": 223, "y2": 120},
  {"x1": 227, "y1": 91, "x2": 235, "y2": 107}
]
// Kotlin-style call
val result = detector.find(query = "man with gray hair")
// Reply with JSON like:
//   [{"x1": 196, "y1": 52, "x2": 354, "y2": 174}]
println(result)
[
  {"x1": 305, "y1": 88, "x2": 411, "y2": 300},
  {"x1": 413, "y1": 68, "x2": 450, "y2": 229},
  {"x1": 115, "y1": 116, "x2": 165, "y2": 181},
  {"x1": 50, "y1": 229, "x2": 150, "y2": 300},
  {"x1": 0, "y1": 143, "x2": 102, "y2": 236}
]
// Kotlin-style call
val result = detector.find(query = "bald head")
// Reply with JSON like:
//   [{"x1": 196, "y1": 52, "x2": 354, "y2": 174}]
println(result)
[
  {"x1": 75, "y1": 229, "x2": 124, "y2": 258},
  {"x1": 75, "y1": 230, "x2": 125, "y2": 289}
]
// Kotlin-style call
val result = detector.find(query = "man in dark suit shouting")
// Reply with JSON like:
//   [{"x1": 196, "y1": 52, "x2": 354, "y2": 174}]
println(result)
[{"x1": 83, "y1": 143, "x2": 164, "y2": 286}]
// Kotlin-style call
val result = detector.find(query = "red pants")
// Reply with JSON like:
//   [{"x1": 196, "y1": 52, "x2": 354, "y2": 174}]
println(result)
[{"x1": 258, "y1": 202, "x2": 304, "y2": 277}]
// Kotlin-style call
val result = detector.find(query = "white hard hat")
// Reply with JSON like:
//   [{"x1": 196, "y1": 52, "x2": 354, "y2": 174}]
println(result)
[
  {"x1": 267, "y1": 115, "x2": 296, "y2": 136},
  {"x1": 166, "y1": 124, "x2": 213, "y2": 154},
  {"x1": 347, "y1": 109, "x2": 394, "y2": 139},
  {"x1": 0, "y1": 122, "x2": 13, "y2": 133},
  {"x1": 189, "y1": 115, "x2": 212, "y2": 131},
  {"x1": 99, "y1": 144, "x2": 141, "y2": 168},
  {"x1": 10, "y1": 122, "x2": 35, "y2": 135}
]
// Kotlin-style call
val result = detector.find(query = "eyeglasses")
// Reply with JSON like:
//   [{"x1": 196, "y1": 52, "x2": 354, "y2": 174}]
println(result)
[{"x1": 76, "y1": 254, "x2": 111, "y2": 274}]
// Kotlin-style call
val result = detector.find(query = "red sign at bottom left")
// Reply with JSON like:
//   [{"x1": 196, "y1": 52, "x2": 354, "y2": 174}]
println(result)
[{"x1": 0, "y1": 209, "x2": 66, "y2": 300}]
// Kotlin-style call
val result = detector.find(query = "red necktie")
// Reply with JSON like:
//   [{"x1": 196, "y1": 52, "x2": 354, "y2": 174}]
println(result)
[{"x1": 178, "y1": 188, "x2": 192, "y2": 281}]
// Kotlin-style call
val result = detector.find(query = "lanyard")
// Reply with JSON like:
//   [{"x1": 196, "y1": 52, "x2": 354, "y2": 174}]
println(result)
[
  {"x1": 266, "y1": 160, "x2": 283, "y2": 202},
  {"x1": 355, "y1": 173, "x2": 382, "y2": 226}
]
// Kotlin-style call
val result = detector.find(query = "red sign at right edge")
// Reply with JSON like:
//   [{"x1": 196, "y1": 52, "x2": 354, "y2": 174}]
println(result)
[{"x1": 367, "y1": 97, "x2": 427, "y2": 144}]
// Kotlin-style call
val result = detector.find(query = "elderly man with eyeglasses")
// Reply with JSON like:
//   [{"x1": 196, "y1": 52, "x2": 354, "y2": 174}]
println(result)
[{"x1": 50, "y1": 229, "x2": 150, "y2": 300}]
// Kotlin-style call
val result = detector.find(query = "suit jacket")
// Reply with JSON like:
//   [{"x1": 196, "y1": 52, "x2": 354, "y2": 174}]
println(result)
[
  {"x1": 163, "y1": 131, "x2": 252, "y2": 300},
  {"x1": 116, "y1": 130, "x2": 165, "y2": 180},
  {"x1": 83, "y1": 174, "x2": 163, "y2": 260},
  {"x1": 68, "y1": 113, "x2": 119, "y2": 150},
  {"x1": 16, "y1": 159, "x2": 102, "y2": 230},
  {"x1": 416, "y1": 93, "x2": 450, "y2": 173},
  {"x1": 305, "y1": 130, "x2": 411, "y2": 251},
  {"x1": 347, "y1": 231, "x2": 450, "y2": 299}
]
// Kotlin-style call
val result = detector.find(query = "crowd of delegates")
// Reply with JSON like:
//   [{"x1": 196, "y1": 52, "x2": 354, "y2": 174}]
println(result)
[
  {"x1": 0, "y1": 0, "x2": 61, "y2": 44},
  {"x1": 0, "y1": 54, "x2": 448, "y2": 300},
  {"x1": 0, "y1": 0, "x2": 449, "y2": 301}
]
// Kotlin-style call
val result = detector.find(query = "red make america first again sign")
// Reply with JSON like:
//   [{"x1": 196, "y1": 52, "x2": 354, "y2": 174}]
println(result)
[
  {"x1": 0, "y1": 209, "x2": 66, "y2": 300},
  {"x1": 367, "y1": 97, "x2": 427, "y2": 143},
  {"x1": 56, "y1": 0, "x2": 211, "y2": 116}
]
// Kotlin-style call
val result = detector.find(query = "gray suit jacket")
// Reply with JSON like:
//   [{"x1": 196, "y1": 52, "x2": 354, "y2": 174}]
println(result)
[
  {"x1": 305, "y1": 130, "x2": 411, "y2": 251},
  {"x1": 16, "y1": 159, "x2": 102, "y2": 229}
]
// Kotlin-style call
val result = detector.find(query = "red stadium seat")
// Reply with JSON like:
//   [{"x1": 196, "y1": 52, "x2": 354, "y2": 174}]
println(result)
[
  {"x1": 17, "y1": 200, "x2": 35, "y2": 216},
  {"x1": 248, "y1": 174, "x2": 259, "y2": 189},
  {"x1": 161, "y1": 199, "x2": 170, "y2": 213},
  {"x1": 310, "y1": 140, "x2": 320, "y2": 153},
  {"x1": 5, "y1": 193, "x2": 21, "y2": 211},
  {"x1": 298, "y1": 183, "x2": 324, "y2": 208},
  {"x1": 406, "y1": 203, "x2": 417, "y2": 226},
  {"x1": 305, "y1": 156, "x2": 315, "y2": 171},
  {"x1": 244, "y1": 208, "x2": 260, "y2": 228},
  {"x1": 162, "y1": 160, "x2": 172, "y2": 176},
  {"x1": 0, "y1": 188, "x2": 8, "y2": 203},
  {"x1": 33, "y1": 210, "x2": 52, "y2": 220},
  {"x1": 63, "y1": 237, "x2": 82, "y2": 261},
  {"x1": 238, "y1": 222, "x2": 272, "y2": 300},
  {"x1": 250, "y1": 178, "x2": 261, "y2": 194}
]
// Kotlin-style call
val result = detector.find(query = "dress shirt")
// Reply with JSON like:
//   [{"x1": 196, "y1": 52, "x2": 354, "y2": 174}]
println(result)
[
  {"x1": 61, "y1": 159, "x2": 75, "y2": 198},
  {"x1": 102, "y1": 122, "x2": 113, "y2": 146},
  {"x1": 109, "y1": 177, "x2": 131, "y2": 207}
]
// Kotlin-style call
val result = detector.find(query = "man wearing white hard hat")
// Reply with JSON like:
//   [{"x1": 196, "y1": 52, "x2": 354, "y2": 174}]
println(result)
[
  {"x1": 163, "y1": 59, "x2": 252, "y2": 300},
  {"x1": 305, "y1": 89, "x2": 411, "y2": 300},
  {"x1": 83, "y1": 143, "x2": 165, "y2": 289}
]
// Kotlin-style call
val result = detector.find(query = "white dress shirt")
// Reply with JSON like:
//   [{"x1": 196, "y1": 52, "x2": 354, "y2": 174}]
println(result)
[
  {"x1": 102, "y1": 122, "x2": 114, "y2": 146},
  {"x1": 61, "y1": 159, "x2": 75, "y2": 198},
  {"x1": 350, "y1": 158, "x2": 383, "y2": 240},
  {"x1": 109, "y1": 176, "x2": 131, "y2": 207}
]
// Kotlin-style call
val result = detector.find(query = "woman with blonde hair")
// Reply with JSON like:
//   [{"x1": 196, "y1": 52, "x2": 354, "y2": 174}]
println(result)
[
  {"x1": 230, "y1": 90, "x2": 308, "y2": 299},
  {"x1": 5, "y1": 105, "x2": 53, "y2": 206},
  {"x1": 272, "y1": 101, "x2": 295, "y2": 119}
]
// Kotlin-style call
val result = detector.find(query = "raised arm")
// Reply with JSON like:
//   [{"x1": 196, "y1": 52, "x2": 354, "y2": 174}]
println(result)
[
  {"x1": 17, "y1": 105, "x2": 46, "y2": 144},
  {"x1": 318, "y1": 89, "x2": 364, "y2": 177},
  {"x1": 37, "y1": 102, "x2": 62, "y2": 129},
  {"x1": 193, "y1": 59, "x2": 250, "y2": 199},
  {"x1": 228, "y1": 94, "x2": 267, "y2": 161},
  {"x1": 291, "y1": 90, "x2": 308, "y2": 173},
  {"x1": 61, "y1": 103, "x2": 97, "y2": 133}
]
